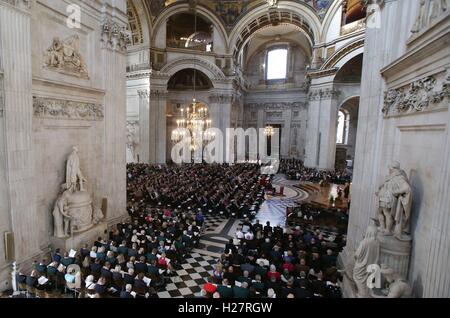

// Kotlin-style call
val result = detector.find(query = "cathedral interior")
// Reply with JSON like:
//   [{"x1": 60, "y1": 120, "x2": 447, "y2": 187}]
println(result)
[{"x1": 0, "y1": 0, "x2": 449, "y2": 301}]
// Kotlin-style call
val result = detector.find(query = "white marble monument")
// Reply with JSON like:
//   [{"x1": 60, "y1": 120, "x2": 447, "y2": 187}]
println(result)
[{"x1": 51, "y1": 146, "x2": 106, "y2": 251}]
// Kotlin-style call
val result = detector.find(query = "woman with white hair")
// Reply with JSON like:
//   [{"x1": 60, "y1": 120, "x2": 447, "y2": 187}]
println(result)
[{"x1": 84, "y1": 275, "x2": 96, "y2": 298}]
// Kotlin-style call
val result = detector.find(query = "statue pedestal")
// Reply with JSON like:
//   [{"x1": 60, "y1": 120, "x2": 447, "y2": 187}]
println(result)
[
  {"x1": 377, "y1": 234, "x2": 412, "y2": 280},
  {"x1": 50, "y1": 222, "x2": 108, "y2": 253}
]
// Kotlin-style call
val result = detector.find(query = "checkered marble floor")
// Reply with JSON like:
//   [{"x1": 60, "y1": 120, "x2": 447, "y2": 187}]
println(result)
[
  {"x1": 203, "y1": 214, "x2": 227, "y2": 233},
  {"x1": 156, "y1": 253, "x2": 217, "y2": 298}
]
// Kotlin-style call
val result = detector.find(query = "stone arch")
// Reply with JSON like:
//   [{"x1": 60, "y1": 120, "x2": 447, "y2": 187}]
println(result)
[
  {"x1": 229, "y1": 1, "x2": 322, "y2": 58},
  {"x1": 320, "y1": 38, "x2": 365, "y2": 71},
  {"x1": 151, "y1": 3, "x2": 228, "y2": 51},
  {"x1": 160, "y1": 57, "x2": 226, "y2": 86},
  {"x1": 321, "y1": 0, "x2": 346, "y2": 43},
  {"x1": 127, "y1": 0, "x2": 151, "y2": 46}
]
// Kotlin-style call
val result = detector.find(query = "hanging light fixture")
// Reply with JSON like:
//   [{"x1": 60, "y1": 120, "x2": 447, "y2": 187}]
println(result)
[
  {"x1": 171, "y1": 3, "x2": 213, "y2": 151},
  {"x1": 264, "y1": 125, "x2": 275, "y2": 137}
]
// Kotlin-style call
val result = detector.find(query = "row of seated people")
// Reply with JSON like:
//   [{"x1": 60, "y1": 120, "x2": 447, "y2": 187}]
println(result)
[
  {"x1": 16, "y1": 206, "x2": 207, "y2": 298},
  {"x1": 127, "y1": 163, "x2": 266, "y2": 220},
  {"x1": 288, "y1": 202, "x2": 349, "y2": 228},
  {"x1": 279, "y1": 159, "x2": 352, "y2": 185},
  {"x1": 199, "y1": 219, "x2": 345, "y2": 298}
]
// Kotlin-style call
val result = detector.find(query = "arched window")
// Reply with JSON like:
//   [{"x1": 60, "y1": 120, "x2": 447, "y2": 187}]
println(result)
[
  {"x1": 337, "y1": 110, "x2": 349, "y2": 144},
  {"x1": 266, "y1": 48, "x2": 288, "y2": 80}
]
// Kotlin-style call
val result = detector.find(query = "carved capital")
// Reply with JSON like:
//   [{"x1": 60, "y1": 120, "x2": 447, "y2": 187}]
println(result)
[
  {"x1": 150, "y1": 90, "x2": 168, "y2": 99},
  {"x1": 101, "y1": 18, "x2": 130, "y2": 53},
  {"x1": 308, "y1": 88, "x2": 340, "y2": 101},
  {"x1": 137, "y1": 89, "x2": 149, "y2": 99},
  {"x1": 209, "y1": 94, "x2": 233, "y2": 104},
  {"x1": 0, "y1": 0, "x2": 30, "y2": 10}
]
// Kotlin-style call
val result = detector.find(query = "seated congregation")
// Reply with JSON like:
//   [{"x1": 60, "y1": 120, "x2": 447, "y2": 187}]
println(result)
[
  {"x1": 199, "y1": 208, "x2": 346, "y2": 298},
  {"x1": 16, "y1": 162, "x2": 349, "y2": 298}
]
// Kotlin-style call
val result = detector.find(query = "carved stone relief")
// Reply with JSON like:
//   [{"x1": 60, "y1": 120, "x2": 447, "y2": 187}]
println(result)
[
  {"x1": 33, "y1": 96, "x2": 104, "y2": 121},
  {"x1": 382, "y1": 75, "x2": 449, "y2": 116},
  {"x1": 126, "y1": 120, "x2": 139, "y2": 162},
  {"x1": 43, "y1": 35, "x2": 89, "y2": 79},
  {"x1": 411, "y1": 0, "x2": 449, "y2": 34}
]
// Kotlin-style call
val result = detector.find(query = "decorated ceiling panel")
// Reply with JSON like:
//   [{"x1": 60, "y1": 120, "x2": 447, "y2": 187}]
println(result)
[{"x1": 145, "y1": 0, "x2": 334, "y2": 27}]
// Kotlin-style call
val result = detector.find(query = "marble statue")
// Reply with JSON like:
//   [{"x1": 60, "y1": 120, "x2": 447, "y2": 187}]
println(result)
[
  {"x1": 266, "y1": 0, "x2": 278, "y2": 7},
  {"x1": 44, "y1": 35, "x2": 88, "y2": 78},
  {"x1": 375, "y1": 161, "x2": 412, "y2": 239},
  {"x1": 52, "y1": 184, "x2": 72, "y2": 238},
  {"x1": 371, "y1": 264, "x2": 413, "y2": 298},
  {"x1": 52, "y1": 146, "x2": 104, "y2": 238},
  {"x1": 353, "y1": 224, "x2": 380, "y2": 298},
  {"x1": 66, "y1": 146, "x2": 86, "y2": 192}
]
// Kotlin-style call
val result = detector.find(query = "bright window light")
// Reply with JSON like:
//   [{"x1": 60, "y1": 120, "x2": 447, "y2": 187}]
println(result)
[{"x1": 266, "y1": 48, "x2": 288, "y2": 80}]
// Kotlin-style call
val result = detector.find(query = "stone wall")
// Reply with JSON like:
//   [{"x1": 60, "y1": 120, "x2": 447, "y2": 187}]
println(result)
[
  {"x1": 0, "y1": 0, "x2": 128, "y2": 291},
  {"x1": 345, "y1": 0, "x2": 450, "y2": 297}
]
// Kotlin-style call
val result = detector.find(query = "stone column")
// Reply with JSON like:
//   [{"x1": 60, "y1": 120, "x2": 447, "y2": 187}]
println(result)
[
  {"x1": 100, "y1": 12, "x2": 128, "y2": 224},
  {"x1": 423, "y1": 84, "x2": 450, "y2": 297},
  {"x1": 318, "y1": 87, "x2": 340, "y2": 170},
  {"x1": 304, "y1": 85, "x2": 340, "y2": 169},
  {"x1": 282, "y1": 108, "x2": 292, "y2": 158},
  {"x1": 137, "y1": 89, "x2": 150, "y2": 163},
  {"x1": 209, "y1": 93, "x2": 233, "y2": 162},
  {"x1": 0, "y1": 0, "x2": 41, "y2": 268},
  {"x1": 149, "y1": 89, "x2": 167, "y2": 164}
]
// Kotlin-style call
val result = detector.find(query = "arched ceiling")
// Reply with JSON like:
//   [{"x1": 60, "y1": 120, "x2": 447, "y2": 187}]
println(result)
[
  {"x1": 244, "y1": 24, "x2": 312, "y2": 65},
  {"x1": 144, "y1": 0, "x2": 334, "y2": 30}
]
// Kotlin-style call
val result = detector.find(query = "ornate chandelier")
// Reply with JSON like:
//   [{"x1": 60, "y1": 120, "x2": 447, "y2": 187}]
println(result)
[
  {"x1": 264, "y1": 125, "x2": 275, "y2": 137},
  {"x1": 172, "y1": 99, "x2": 214, "y2": 149}
]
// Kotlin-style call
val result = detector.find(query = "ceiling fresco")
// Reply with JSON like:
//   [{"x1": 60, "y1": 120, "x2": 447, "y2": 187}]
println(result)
[{"x1": 145, "y1": 0, "x2": 334, "y2": 26}]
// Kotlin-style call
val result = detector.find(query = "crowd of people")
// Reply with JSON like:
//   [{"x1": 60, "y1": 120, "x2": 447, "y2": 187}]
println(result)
[
  {"x1": 17, "y1": 212, "x2": 203, "y2": 298},
  {"x1": 200, "y1": 216, "x2": 345, "y2": 298},
  {"x1": 16, "y1": 163, "x2": 269, "y2": 298},
  {"x1": 15, "y1": 162, "x2": 350, "y2": 299},
  {"x1": 279, "y1": 159, "x2": 352, "y2": 185},
  {"x1": 288, "y1": 203, "x2": 349, "y2": 230},
  {"x1": 127, "y1": 163, "x2": 267, "y2": 219}
]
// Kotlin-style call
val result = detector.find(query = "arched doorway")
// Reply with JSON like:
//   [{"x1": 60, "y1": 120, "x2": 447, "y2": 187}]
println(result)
[
  {"x1": 166, "y1": 68, "x2": 214, "y2": 163},
  {"x1": 335, "y1": 97, "x2": 359, "y2": 170}
]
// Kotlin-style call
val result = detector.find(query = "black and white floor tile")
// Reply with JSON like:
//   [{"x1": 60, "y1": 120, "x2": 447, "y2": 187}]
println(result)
[{"x1": 156, "y1": 253, "x2": 217, "y2": 298}]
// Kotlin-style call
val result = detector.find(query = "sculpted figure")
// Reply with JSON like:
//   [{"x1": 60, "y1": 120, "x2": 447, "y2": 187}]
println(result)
[
  {"x1": 371, "y1": 264, "x2": 413, "y2": 298},
  {"x1": 376, "y1": 161, "x2": 412, "y2": 239},
  {"x1": 353, "y1": 224, "x2": 380, "y2": 298},
  {"x1": 66, "y1": 146, "x2": 86, "y2": 192},
  {"x1": 52, "y1": 185, "x2": 72, "y2": 238},
  {"x1": 46, "y1": 37, "x2": 64, "y2": 68}
]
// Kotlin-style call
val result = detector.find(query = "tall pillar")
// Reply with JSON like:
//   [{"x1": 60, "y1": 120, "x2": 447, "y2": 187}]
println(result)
[
  {"x1": 149, "y1": 89, "x2": 167, "y2": 164},
  {"x1": 137, "y1": 89, "x2": 150, "y2": 163},
  {"x1": 0, "y1": 0, "x2": 41, "y2": 269},
  {"x1": 100, "y1": 11, "x2": 128, "y2": 224},
  {"x1": 305, "y1": 85, "x2": 340, "y2": 170},
  {"x1": 209, "y1": 93, "x2": 233, "y2": 162}
]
